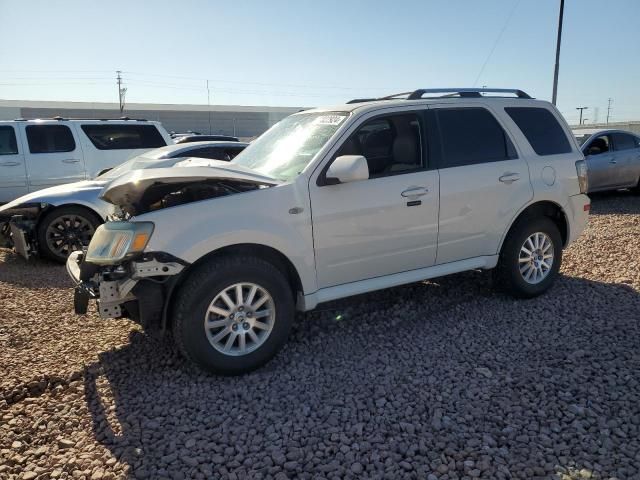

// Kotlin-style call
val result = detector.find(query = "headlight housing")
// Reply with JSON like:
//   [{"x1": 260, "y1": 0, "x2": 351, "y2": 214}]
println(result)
[{"x1": 85, "y1": 221, "x2": 154, "y2": 265}]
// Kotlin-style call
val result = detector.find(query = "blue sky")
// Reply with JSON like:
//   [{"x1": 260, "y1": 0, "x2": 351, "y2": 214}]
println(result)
[{"x1": 0, "y1": 0, "x2": 638, "y2": 124}]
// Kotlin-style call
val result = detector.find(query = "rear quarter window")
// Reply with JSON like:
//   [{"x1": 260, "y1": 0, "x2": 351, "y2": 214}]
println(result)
[
  {"x1": 505, "y1": 107, "x2": 572, "y2": 156},
  {"x1": 81, "y1": 124, "x2": 166, "y2": 150}
]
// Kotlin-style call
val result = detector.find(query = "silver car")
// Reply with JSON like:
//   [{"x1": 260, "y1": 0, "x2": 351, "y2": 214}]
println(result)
[
  {"x1": 0, "y1": 141, "x2": 247, "y2": 262},
  {"x1": 574, "y1": 129, "x2": 640, "y2": 193}
]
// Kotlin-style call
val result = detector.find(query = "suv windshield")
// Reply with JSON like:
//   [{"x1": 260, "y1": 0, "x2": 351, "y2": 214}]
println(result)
[{"x1": 231, "y1": 111, "x2": 348, "y2": 181}]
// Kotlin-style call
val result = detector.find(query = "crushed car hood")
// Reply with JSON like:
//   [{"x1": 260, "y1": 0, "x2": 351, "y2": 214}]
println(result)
[
  {"x1": 100, "y1": 160, "x2": 281, "y2": 213},
  {"x1": 0, "y1": 180, "x2": 108, "y2": 213}
]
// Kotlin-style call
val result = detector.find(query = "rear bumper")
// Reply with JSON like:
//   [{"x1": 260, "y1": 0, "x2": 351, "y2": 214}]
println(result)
[{"x1": 566, "y1": 193, "x2": 591, "y2": 245}]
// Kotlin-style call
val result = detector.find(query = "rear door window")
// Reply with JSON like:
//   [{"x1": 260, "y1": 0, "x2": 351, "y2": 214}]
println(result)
[
  {"x1": 26, "y1": 125, "x2": 76, "y2": 153},
  {"x1": 0, "y1": 126, "x2": 18, "y2": 155},
  {"x1": 81, "y1": 124, "x2": 166, "y2": 150},
  {"x1": 436, "y1": 107, "x2": 515, "y2": 168},
  {"x1": 505, "y1": 107, "x2": 572, "y2": 156},
  {"x1": 611, "y1": 133, "x2": 638, "y2": 151}
]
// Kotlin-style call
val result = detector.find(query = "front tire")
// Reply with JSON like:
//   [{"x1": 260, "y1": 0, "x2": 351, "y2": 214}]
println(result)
[
  {"x1": 37, "y1": 206, "x2": 102, "y2": 263},
  {"x1": 494, "y1": 216, "x2": 563, "y2": 298},
  {"x1": 172, "y1": 255, "x2": 295, "y2": 375}
]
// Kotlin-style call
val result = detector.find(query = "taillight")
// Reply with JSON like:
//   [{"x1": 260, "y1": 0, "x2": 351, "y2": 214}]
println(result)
[{"x1": 575, "y1": 160, "x2": 588, "y2": 194}]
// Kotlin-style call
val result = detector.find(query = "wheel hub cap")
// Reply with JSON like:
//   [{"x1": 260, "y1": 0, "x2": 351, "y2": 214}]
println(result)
[
  {"x1": 204, "y1": 282, "x2": 275, "y2": 357},
  {"x1": 519, "y1": 232, "x2": 554, "y2": 285}
]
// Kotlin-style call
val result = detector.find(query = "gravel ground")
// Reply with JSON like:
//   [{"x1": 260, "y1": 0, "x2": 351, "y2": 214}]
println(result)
[{"x1": 1, "y1": 192, "x2": 639, "y2": 480}]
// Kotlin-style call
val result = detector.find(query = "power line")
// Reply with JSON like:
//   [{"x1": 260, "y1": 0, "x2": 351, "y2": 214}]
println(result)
[{"x1": 473, "y1": 0, "x2": 522, "y2": 87}]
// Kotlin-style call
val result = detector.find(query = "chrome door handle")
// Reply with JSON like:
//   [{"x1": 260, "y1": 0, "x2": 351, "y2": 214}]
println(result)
[
  {"x1": 0, "y1": 161, "x2": 20, "y2": 167},
  {"x1": 609, "y1": 159, "x2": 617, "y2": 164},
  {"x1": 401, "y1": 186, "x2": 428, "y2": 198},
  {"x1": 499, "y1": 172, "x2": 520, "y2": 184},
  {"x1": 62, "y1": 158, "x2": 80, "y2": 164}
]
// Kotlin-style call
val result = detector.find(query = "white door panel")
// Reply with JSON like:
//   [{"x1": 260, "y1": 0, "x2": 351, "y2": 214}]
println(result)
[
  {"x1": 0, "y1": 125, "x2": 28, "y2": 202},
  {"x1": 310, "y1": 171, "x2": 439, "y2": 288},
  {"x1": 437, "y1": 161, "x2": 532, "y2": 264}
]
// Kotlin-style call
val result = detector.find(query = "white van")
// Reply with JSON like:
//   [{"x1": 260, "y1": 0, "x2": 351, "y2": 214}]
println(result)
[{"x1": 0, "y1": 118, "x2": 172, "y2": 203}]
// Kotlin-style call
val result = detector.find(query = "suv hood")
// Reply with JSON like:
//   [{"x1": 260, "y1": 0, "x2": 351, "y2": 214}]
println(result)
[{"x1": 100, "y1": 160, "x2": 280, "y2": 215}]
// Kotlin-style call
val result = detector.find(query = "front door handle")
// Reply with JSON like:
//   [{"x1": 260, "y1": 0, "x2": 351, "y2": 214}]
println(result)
[
  {"x1": 401, "y1": 186, "x2": 429, "y2": 198},
  {"x1": 62, "y1": 158, "x2": 80, "y2": 164},
  {"x1": 609, "y1": 159, "x2": 617, "y2": 164},
  {"x1": 0, "y1": 161, "x2": 20, "y2": 167},
  {"x1": 499, "y1": 172, "x2": 520, "y2": 184}
]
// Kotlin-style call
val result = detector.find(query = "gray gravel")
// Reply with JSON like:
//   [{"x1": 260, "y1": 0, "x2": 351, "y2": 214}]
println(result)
[{"x1": 1, "y1": 192, "x2": 639, "y2": 480}]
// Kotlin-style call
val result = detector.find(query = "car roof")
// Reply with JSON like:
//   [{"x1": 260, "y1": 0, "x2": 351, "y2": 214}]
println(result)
[
  {"x1": 141, "y1": 141, "x2": 248, "y2": 159},
  {"x1": 572, "y1": 128, "x2": 639, "y2": 137}
]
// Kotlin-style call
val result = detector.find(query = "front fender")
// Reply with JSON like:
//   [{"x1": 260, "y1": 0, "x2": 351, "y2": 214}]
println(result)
[{"x1": 138, "y1": 183, "x2": 317, "y2": 294}]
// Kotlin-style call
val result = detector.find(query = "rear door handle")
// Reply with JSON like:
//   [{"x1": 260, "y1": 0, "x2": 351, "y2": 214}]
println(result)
[
  {"x1": 401, "y1": 186, "x2": 429, "y2": 198},
  {"x1": 609, "y1": 159, "x2": 617, "y2": 164},
  {"x1": 62, "y1": 158, "x2": 80, "y2": 164},
  {"x1": 0, "y1": 161, "x2": 20, "y2": 167},
  {"x1": 499, "y1": 172, "x2": 520, "y2": 184}
]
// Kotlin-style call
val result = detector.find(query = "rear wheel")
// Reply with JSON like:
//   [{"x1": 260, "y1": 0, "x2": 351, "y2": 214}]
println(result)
[
  {"x1": 172, "y1": 255, "x2": 295, "y2": 375},
  {"x1": 37, "y1": 206, "x2": 102, "y2": 263},
  {"x1": 494, "y1": 216, "x2": 562, "y2": 298}
]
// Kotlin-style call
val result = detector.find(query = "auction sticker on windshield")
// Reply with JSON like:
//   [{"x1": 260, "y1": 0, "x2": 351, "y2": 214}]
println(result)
[{"x1": 313, "y1": 114, "x2": 347, "y2": 126}]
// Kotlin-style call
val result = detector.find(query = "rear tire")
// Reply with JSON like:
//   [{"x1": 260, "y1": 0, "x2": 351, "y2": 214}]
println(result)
[
  {"x1": 37, "y1": 206, "x2": 102, "y2": 263},
  {"x1": 172, "y1": 255, "x2": 295, "y2": 375},
  {"x1": 493, "y1": 216, "x2": 562, "y2": 298}
]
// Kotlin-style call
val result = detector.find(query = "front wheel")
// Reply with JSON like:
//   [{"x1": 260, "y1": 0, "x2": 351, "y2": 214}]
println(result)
[
  {"x1": 172, "y1": 256, "x2": 295, "y2": 375},
  {"x1": 493, "y1": 216, "x2": 563, "y2": 298},
  {"x1": 37, "y1": 206, "x2": 102, "y2": 263}
]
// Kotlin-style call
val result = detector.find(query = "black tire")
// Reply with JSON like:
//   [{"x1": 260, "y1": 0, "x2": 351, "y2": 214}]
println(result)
[
  {"x1": 37, "y1": 206, "x2": 102, "y2": 263},
  {"x1": 631, "y1": 179, "x2": 640, "y2": 195},
  {"x1": 493, "y1": 216, "x2": 563, "y2": 298},
  {"x1": 172, "y1": 255, "x2": 295, "y2": 375}
]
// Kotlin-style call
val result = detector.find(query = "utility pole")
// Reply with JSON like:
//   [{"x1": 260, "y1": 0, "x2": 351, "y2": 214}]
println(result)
[
  {"x1": 551, "y1": 0, "x2": 565, "y2": 105},
  {"x1": 206, "y1": 80, "x2": 212, "y2": 135},
  {"x1": 606, "y1": 98, "x2": 613, "y2": 124},
  {"x1": 116, "y1": 70, "x2": 127, "y2": 115},
  {"x1": 576, "y1": 106, "x2": 588, "y2": 125}
]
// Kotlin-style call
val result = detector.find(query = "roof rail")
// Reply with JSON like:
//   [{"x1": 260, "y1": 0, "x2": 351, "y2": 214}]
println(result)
[
  {"x1": 407, "y1": 88, "x2": 532, "y2": 99},
  {"x1": 347, "y1": 88, "x2": 532, "y2": 104}
]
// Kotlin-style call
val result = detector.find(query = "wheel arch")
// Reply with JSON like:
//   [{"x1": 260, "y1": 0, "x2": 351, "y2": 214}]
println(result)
[
  {"x1": 161, "y1": 243, "x2": 304, "y2": 331},
  {"x1": 498, "y1": 200, "x2": 569, "y2": 254}
]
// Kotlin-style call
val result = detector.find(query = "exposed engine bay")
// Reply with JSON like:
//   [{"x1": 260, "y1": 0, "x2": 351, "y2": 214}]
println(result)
[
  {"x1": 99, "y1": 165, "x2": 280, "y2": 216},
  {"x1": 123, "y1": 179, "x2": 263, "y2": 216}
]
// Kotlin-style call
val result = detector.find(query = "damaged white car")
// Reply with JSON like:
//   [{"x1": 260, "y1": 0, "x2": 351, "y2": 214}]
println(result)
[
  {"x1": 67, "y1": 88, "x2": 591, "y2": 374},
  {"x1": 0, "y1": 141, "x2": 246, "y2": 262}
]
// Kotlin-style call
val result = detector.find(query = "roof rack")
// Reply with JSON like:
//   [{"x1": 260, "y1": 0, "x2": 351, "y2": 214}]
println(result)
[
  {"x1": 347, "y1": 88, "x2": 532, "y2": 104},
  {"x1": 13, "y1": 116, "x2": 149, "y2": 122}
]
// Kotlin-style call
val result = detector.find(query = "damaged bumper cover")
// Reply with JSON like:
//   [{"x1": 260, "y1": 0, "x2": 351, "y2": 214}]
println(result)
[
  {"x1": 0, "y1": 204, "x2": 42, "y2": 259},
  {"x1": 67, "y1": 250, "x2": 187, "y2": 324}
]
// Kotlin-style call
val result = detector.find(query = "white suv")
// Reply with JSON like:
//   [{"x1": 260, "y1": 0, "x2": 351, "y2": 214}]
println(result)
[
  {"x1": 0, "y1": 118, "x2": 172, "y2": 203},
  {"x1": 67, "y1": 88, "x2": 590, "y2": 374}
]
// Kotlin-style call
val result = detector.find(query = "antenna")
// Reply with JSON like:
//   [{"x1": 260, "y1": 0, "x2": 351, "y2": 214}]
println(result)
[{"x1": 116, "y1": 70, "x2": 127, "y2": 115}]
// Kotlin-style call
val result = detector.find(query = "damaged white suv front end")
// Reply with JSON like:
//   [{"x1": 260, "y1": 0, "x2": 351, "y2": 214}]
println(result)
[{"x1": 66, "y1": 162, "x2": 282, "y2": 323}]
